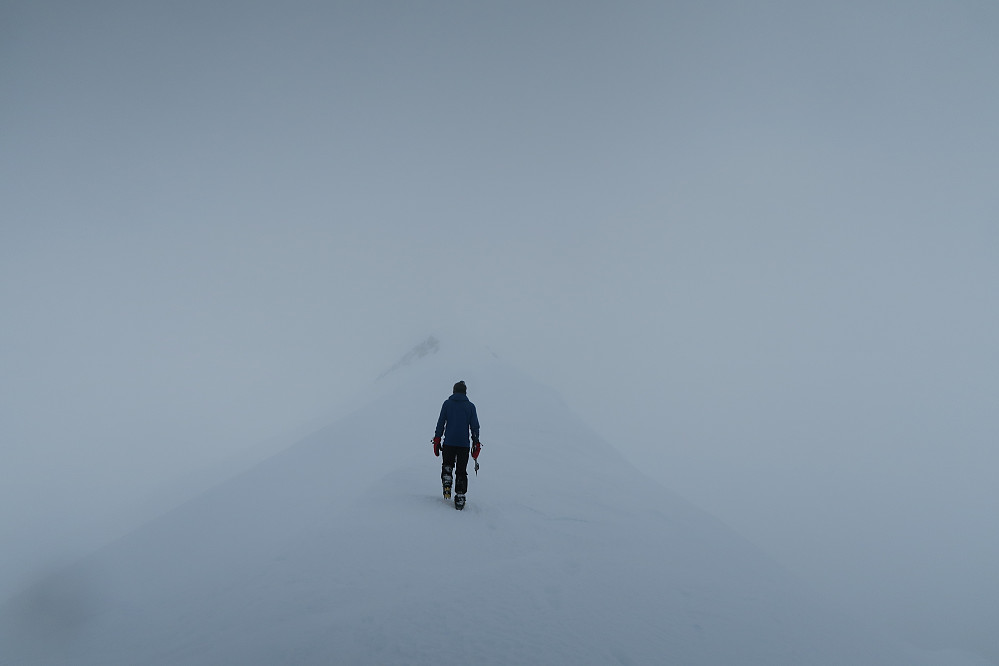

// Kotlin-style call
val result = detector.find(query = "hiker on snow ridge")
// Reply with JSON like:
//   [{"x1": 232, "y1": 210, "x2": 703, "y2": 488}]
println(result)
[{"x1": 433, "y1": 380, "x2": 481, "y2": 510}]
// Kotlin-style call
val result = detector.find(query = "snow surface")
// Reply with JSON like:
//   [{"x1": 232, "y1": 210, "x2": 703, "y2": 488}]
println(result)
[{"x1": 0, "y1": 337, "x2": 988, "y2": 665}]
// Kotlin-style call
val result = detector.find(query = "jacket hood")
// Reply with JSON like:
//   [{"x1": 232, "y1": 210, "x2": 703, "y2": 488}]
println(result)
[{"x1": 449, "y1": 393, "x2": 469, "y2": 402}]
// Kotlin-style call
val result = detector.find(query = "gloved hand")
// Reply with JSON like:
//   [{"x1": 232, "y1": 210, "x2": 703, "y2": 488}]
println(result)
[
  {"x1": 433, "y1": 437, "x2": 441, "y2": 457},
  {"x1": 471, "y1": 440, "x2": 481, "y2": 460}
]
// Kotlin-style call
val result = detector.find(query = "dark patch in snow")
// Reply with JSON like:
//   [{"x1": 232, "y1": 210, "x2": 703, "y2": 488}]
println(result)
[{"x1": 377, "y1": 336, "x2": 440, "y2": 379}]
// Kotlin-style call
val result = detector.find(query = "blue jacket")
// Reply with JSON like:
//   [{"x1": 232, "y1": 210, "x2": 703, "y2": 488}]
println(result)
[{"x1": 435, "y1": 393, "x2": 480, "y2": 448}]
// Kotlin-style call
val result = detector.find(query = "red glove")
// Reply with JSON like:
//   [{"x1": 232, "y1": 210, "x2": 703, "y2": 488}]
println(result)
[
  {"x1": 433, "y1": 437, "x2": 441, "y2": 457},
  {"x1": 471, "y1": 440, "x2": 481, "y2": 460}
]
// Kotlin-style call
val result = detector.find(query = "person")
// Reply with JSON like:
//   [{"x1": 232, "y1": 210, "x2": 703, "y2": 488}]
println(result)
[{"x1": 432, "y1": 380, "x2": 481, "y2": 510}]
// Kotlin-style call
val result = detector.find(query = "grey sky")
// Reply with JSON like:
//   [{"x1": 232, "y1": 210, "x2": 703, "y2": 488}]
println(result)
[{"x1": 3, "y1": 1, "x2": 998, "y2": 660}]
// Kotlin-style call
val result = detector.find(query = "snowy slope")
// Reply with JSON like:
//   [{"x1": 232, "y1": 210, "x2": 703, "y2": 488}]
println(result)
[{"x1": 0, "y1": 338, "x2": 983, "y2": 665}]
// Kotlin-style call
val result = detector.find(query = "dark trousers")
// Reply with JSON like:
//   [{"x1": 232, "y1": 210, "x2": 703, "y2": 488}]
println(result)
[{"x1": 441, "y1": 446, "x2": 469, "y2": 495}]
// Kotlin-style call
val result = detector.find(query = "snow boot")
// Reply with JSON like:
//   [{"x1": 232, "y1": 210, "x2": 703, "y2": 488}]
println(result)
[
  {"x1": 442, "y1": 466, "x2": 453, "y2": 500},
  {"x1": 454, "y1": 494, "x2": 466, "y2": 510}
]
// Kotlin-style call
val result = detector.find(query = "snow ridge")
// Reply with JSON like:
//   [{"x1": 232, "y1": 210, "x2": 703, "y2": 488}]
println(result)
[{"x1": 0, "y1": 339, "x2": 979, "y2": 665}]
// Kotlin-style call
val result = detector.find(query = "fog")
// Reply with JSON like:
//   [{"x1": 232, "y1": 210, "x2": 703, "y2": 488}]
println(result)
[{"x1": 2, "y1": 1, "x2": 997, "y2": 661}]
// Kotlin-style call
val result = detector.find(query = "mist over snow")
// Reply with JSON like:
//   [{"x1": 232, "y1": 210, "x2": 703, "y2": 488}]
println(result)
[
  {"x1": 2, "y1": 1, "x2": 998, "y2": 663},
  {"x1": 0, "y1": 338, "x2": 989, "y2": 666}
]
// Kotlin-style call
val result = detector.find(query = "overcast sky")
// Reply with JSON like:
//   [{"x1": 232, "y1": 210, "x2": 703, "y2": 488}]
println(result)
[{"x1": 2, "y1": 1, "x2": 998, "y2": 660}]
